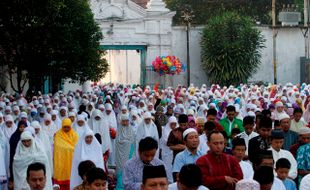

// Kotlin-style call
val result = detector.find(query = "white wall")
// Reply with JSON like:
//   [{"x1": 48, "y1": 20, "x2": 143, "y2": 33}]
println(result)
[{"x1": 170, "y1": 26, "x2": 307, "y2": 87}]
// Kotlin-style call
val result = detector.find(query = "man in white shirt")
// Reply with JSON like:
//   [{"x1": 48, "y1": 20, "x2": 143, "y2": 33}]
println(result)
[
  {"x1": 236, "y1": 116, "x2": 258, "y2": 156},
  {"x1": 268, "y1": 130, "x2": 297, "y2": 179},
  {"x1": 232, "y1": 138, "x2": 254, "y2": 179},
  {"x1": 198, "y1": 122, "x2": 217, "y2": 154}
]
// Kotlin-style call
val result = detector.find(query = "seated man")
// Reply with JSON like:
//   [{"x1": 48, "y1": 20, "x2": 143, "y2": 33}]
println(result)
[
  {"x1": 85, "y1": 167, "x2": 107, "y2": 190},
  {"x1": 123, "y1": 137, "x2": 169, "y2": 190},
  {"x1": 169, "y1": 164, "x2": 209, "y2": 190},
  {"x1": 141, "y1": 165, "x2": 169, "y2": 190}
]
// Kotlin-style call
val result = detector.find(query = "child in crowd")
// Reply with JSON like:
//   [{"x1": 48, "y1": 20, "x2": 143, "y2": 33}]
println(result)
[{"x1": 275, "y1": 158, "x2": 297, "y2": 190}]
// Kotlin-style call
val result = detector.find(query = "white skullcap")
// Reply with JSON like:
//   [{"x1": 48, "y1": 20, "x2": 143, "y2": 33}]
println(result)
[
  {"x1": 168, "y1": 116, "x2": 178, "y2": 124},
  {"x1": 278, "y1": 113, "x2": 290, "y2": 121},
  {"x1": 299, "y1": 127, "x2": 310, "y2": 135},
  {"x1": 275, "y1": 101, "x2": 284, "y2": 108},
  {"x1": 247, "y1": 111, "x2": 256, "y2": 117},
  {"x1": 143, "y1": 112, "x2": 152, "y2": 119},
  {"x1": 187, "y1": 109, "x2": 194, "y2": 116},
  {"x1": 183, "y1": 128, "x2": 198, "y2": 139},
  {"x1": 236, "y1": 179, "x2": 260, "y2": 190}
]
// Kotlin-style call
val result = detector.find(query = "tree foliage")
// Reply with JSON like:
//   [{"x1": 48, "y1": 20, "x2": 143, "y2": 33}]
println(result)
[
  {"x1": 164, "y1": 0, "x2": 300, "y2": 25},
  {"x1": 201, "y1": 11, "x2": 265, "y2": 86},
  {"x1": 0, "y1": 0, "x2": 108, "y2": 93}
]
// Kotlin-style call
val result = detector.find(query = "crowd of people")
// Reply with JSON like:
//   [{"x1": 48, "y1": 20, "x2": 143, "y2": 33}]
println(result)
[{"x1": 0, "y1": 82, "x2": 310, "y2": 190}]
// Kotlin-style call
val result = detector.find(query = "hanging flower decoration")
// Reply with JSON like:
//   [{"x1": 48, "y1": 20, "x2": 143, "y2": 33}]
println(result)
[{"x1": 152, "y1": 56, "x2": 186, "y2": 75}]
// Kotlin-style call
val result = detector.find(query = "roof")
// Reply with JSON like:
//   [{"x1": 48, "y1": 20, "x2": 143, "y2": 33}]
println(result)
[{"x1": 131, "y1": 0, "x2": 148, "y2": 9}]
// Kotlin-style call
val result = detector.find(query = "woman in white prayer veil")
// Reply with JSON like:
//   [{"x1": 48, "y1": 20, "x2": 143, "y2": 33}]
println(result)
[
  {"x1": 70, "y1": 128, "x2": 104, "y2": 190},
  {"x1": 115, "y1": 114, "x2": 135, "y2": 190},
  {"x1": 41, "y1": 113, "x2": 58, "y2": 145},
  {"x1": 1, "y1": 115, "x2": 17, "y2": 140},
  {"x1": 50, "y1": 110, "x2": 62, "y2": 130},
  {"x1": 88, "y1": 109, "x2": 111, "y2": 168},
  {"x1": 72, "y1": 114, "x2": 90, "y2": 138},
  {"x1": 135, "y1": 112, "x2": 159, "y2": 156},
  {"x1": 13, "y1": 131, "x2": 52, "y2": 190},
  {"x1": 160, "y1": 116, "x2": 178, "y2": 182},
  {"x1": 31, "y1": 121, "x2": 53, "y2": 174},
  {"x1": 0, "y1": 129, "x2": 9, "y2": 190},
  {"x1": 103, "y1": 103, "x2": 117, "y2": 167}
]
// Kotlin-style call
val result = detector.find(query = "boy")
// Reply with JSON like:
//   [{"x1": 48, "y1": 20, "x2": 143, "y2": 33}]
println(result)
[
  {"x1": 86, "y1": 167, "x2": 107, "y2": 190},
  {"x1": 275, "y1": 158, "x2": 297, "y2": 190}
]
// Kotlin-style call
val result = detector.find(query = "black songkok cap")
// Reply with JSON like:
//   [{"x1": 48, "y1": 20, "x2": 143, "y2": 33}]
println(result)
[
  {"x1": 271, "y1": 130, "x2": 284, "y2": 139},
  {"x1": 142, "y1": 165, "x2": 167, "y2": 184},
  {"x1": 178, "y1": 114, "x2": 188, "y2": 123}
]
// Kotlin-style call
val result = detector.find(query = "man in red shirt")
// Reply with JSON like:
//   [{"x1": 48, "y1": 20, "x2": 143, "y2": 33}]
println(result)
[{"x1": 196, "y1": 131, "x2": 243, "y2": 190}]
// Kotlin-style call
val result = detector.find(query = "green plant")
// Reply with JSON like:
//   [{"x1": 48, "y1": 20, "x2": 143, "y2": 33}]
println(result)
[{"x1": 201, "y1": 11, "x2": 265, "y2": 86}]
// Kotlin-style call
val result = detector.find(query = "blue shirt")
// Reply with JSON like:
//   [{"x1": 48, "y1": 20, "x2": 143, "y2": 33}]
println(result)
[
  {"x1": 123, "y1": 156, "x2": 168, "y2": 190},
  {"x1": 172, "y1": 148, "x2": 203, "y2": 173},
  {"x1": 283, "y1": 130, "x2": 298, "y2": 150},
  {"x1": 282, "y1": 178, "x2": 297, "y2": 190}
]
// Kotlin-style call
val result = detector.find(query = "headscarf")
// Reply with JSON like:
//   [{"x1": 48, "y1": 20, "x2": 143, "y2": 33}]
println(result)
[
  {"x1": 53, "y1": 118, "x2": 79, "y2": 184},
  {"x1": 72, "y1": 114, "x2": 90, "y2": 138},
  {"x1": 70, "y1": 128, "x2": 104, "y2": 189},
  {"x1": 1, "y1": 115, "x2": 17, "y2": 140},
  {"x1": 115, "y1": 114, "x2": 135, "y2": 171},
  {"x1": 31, "y1": 120, "x2": 53, "y2": 173},
  {"x1": 9, "y1": 120, "x2": 28, "y2": 174},
  {"x1": 13, "y1": 131, "x2": 53, "y2": 190},
  {"x1": 304, "y1": 103, "x2": 310, "y2": 123},
  {"x1": 41, "y1": 113, "x2": 59, "y2": 143},
  {"x1": 0, "y1": 130, "x2": 8, "y2": 184},
  {"x1": 50, "y1": 110, "x2": 62, "y2": 129},
  {"x1": 296, "y1": 98, "x2": 305, "y2": 112},
  {"x1": 88, "y1": 109, "x2": 111, "y2": 153}
]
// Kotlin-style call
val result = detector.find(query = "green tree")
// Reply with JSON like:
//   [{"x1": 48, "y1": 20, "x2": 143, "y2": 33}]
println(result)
[
  {"x1": 201, "y1": 11, "x2": 265, "y2": 86},
  {"x1": 0, "y1": 0, "x2": 108, "y2": 93}
]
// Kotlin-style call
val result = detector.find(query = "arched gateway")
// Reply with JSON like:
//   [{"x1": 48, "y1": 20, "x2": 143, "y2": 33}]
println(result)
[{"x1": 90, "y1": 0, "x2": 176, "y2": 86}]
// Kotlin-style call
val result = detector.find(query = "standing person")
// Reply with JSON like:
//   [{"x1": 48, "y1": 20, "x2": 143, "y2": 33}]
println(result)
[
  {"x1": 115, "y1": 114, "x2": 135, "y2": 190},
  {"x1": 72, "y1": 115, "x2": 90, "y2": 138},
  {"x1": 172, "y1": 128, "x2": 202, "y2": 181},
  {"x1": 9, "y1": 120, "x2": 27, "y2": 180},
  {"x1": 278, "y1": 114, "x2": 298, "y2": 150},
  {"x1": 1, "y1": 115, "x2": 17, "y2": 140},
  {"x1": 219, "y1": 105, "x2": 244, "y2": 139},
  {"x1": 275, "y1": 158, "x2": 297, "y2": 190},
  {"x1": 0, "y1": 130, "x2": 8, "y2": 190},
  {"x1": 297, "y1": 138, "x2": 310, "y2": 182},
  {"x1": 88, "y1": 109, "x2": 111, "y2": 168},
  {"x1": 248, "y1": 116, "x2": 272, "y2": 164},
  {"x1": 53, "y1": 118, "x2": 78, "y2": 190},
  {"x1": 196, "y1": 131, "x2": 243, "y2": 190},
  {"x1": 13, "y1": 131, "x2": 52, "y2": 190},
  {"x1": 161, "y1": 116, "x2": 178, "y2": 181},
  {"x1": 167, "y1": 114, "x2": 188, "y2": 161},
  {"x1": 123, "y1": 137, "x2": 169, "y2": 190},
  {"x1": 136, "y1": 112, "x2": 159, "y2": 152},
  {"x1": 231, "y1": 138, "x2": 254, "y2": 179},
  {"x1": 236, "y1": 116, "x2": 259, "y2": 156},
  {"x1": 26, "y1": 162, "x2": 48, "y2": 190},
  {"x1": 268, "y1": 130, "x2": 297, "y2": 179},
  {"x1": 290, "y1": 108, "x2": 306, "y2": 133},
  {"x1": 70, "y1": 128, "x2": 104, "y2": 189}
]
